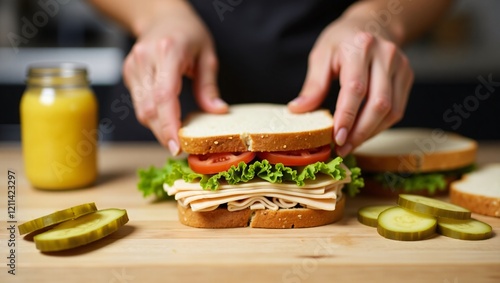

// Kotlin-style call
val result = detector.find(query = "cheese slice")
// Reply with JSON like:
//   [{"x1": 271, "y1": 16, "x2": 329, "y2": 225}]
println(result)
[
  {"x1": 164, "y1": 166, "x2": 352, "y2": 212},
  {"x1": 187, "y1": 185, "x2": 342, "y2": 212}
]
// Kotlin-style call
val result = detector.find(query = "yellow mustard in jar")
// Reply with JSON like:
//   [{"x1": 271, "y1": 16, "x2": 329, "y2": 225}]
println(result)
[{"x1": 20, "y1": 63, "x2": 98, "y2": 190}]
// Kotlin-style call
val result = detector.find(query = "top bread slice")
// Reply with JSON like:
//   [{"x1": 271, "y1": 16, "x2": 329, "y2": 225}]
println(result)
[
  {"x1": 179, "y1": 104, "x2": 333, "y2": 154},
  {"x1": 353, "y1": 128, "x2": 477, "y2": 173},
  {"x1": 450, "y1": 163, "x2": 500, "y2": 217}
]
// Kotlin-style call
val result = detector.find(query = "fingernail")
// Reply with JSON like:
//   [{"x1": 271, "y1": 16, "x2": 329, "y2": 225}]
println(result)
[
  {"x1": 288, "y1": 96, "x2": 305, "y2": 107},
  {"x1": 212, "y1": 97, "x2": 228, "y2": 109},
  {"x1": 335, "y1": 127, "x2": 348, "y2": 146},
  {"x1": 168, "y1": 139, "x2": 180, "y2": 156},
  {"x1": 337, "y1": 143, "x2": 352, "y2": 157}
]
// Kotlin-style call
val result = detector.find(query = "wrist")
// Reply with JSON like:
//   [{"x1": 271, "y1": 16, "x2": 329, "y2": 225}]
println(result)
[
  {"x1": 338, "y1": 1, "x2": 406, "y2": 45},
  {"x1": 131, "y1": 0, "x2": 193, "y2": 36}
]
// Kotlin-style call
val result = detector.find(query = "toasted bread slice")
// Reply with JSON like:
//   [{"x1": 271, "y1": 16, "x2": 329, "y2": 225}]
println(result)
[
  {"x1": 353, "y1": 128, "x2": 477, "y2": 173},
  {"x1": 176, "y1": 196, "x2": 345, "y2": 228},
  {"x1": 179, "y1": 104, "x2": 333, "y2": 154},
  {"x1": 450, "y1": 164, "x2": 500, "y2": 217}
]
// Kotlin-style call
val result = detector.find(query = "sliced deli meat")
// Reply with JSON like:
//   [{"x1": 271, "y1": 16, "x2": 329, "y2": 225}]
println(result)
[{"x1": 165, "y1": 168, "x2": 351, "y2": 212}]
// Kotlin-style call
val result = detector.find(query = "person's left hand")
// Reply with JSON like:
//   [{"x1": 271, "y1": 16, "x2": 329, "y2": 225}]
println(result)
[{"x1": 288, "y1": 17, "x2": 414, "y2": 157}]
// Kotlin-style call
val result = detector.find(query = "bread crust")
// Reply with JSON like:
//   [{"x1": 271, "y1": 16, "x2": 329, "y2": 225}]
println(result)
[
  {"x1": 450, "y1": 184, "x2": 500, "y2": 218},
  {"x1": 179, "y1": 129, "x2": 333, "y2": 154},
  {"x1": 178, "y1": 104, "x2": 334, "y2": 154},
  {"x1": 176, "y1": 197, "x2": 345, "y2": 229},
  {"x1": 177, "y1": 203, "x2": 253, "y2": 228},
  {"x1": 354, "y1": 131, "x2": 477, "y2": 173}
]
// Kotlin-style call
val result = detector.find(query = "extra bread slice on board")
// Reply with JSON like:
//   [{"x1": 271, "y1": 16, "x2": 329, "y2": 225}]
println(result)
[
  {"x1": 179, "y1": 104, "x2": 333, "y2": 154},
  {"x1": 177, "y1": 196, "x2": 345, "y2": 229},
  {"x1": 450, "y1": 164, "x2": 500, "y2": 217},
  {"x1": 353, "y1": 128, "x2": 477, "y2": 173}
]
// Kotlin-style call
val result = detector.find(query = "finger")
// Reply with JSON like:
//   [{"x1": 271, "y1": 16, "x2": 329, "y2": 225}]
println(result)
[
  {"x1": 332, "y1": 32, "x2": 373, "y2": 148},
  {"x1": 125, "y1": 43, "x2": 157, "y2": 128},
  {"x1": 336, "y1": 56, "x2": 393, "y2": 157},
  {"x1": 153, "y1": 39, "x2": 185, "y2": 155},
  {"x1": 288, "y1": 44, "x2": 333, "y2": 113},
  {"x1": 155, "y1": 98, "x2": 181, "y2": 156},
  {"x1": 372, "y1": 54, "x2": 413, "y2": 136},
  {"x1": 193, "y1": 48, "x2": 228, "y2": 114}
]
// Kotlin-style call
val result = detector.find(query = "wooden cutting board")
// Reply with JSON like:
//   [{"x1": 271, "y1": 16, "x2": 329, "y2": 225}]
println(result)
[{"x1": 0, "y1": 142, "x2": 499, "y2": 283}]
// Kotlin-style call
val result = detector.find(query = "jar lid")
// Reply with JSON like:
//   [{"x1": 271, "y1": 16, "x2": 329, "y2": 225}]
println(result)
[
  {"x1": 26, "y1": 62, "x2": 89, "y2": 87},
  {"x1": 28, "y1": 62, "x2": 88, "y2": 77}
]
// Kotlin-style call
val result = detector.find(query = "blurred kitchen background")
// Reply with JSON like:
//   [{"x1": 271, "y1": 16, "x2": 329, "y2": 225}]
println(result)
[{"x1": 1, "y1": 0, "x2": 499, "y2": 142}]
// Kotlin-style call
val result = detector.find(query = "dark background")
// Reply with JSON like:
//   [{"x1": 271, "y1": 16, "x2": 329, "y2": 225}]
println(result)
[{"x1": 1, "y1": 0, "x2": 499, "y2": 142}]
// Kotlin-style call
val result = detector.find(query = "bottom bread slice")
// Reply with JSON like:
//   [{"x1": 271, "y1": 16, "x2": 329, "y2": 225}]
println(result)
[{"x1": 176, "y1": 196, "x2": 345, "y2": 229}]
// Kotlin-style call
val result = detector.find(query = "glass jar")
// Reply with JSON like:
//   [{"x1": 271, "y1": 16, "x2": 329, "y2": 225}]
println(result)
[{"x1": 20, "y1": 63, "x2": 98, "y2": 190}]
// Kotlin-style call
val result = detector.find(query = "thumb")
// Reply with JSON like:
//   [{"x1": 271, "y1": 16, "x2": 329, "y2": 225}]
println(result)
[
  {"x1": 288, "y1": 48, "x2": 333, "y2": 113},
  {"x1": 193, "y1": 48, "x2": 228, "y2": 114}
]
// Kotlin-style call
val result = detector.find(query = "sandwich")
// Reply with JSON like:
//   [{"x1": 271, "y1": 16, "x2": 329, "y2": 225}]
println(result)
[
  {"x1": 352, "y1": 128, "x2": 477, "y2": 197},
  {"x1": 138, "y1": 103, "x2": 363, "y2": 228},
  {"x1": 450, "y1": 163, "x2": 500, "y2": 217}
]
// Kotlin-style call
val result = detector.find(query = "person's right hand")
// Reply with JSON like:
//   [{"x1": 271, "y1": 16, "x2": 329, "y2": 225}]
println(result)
[{"x1": 123, "y1": 1, "x2": 228, "y2": 156}]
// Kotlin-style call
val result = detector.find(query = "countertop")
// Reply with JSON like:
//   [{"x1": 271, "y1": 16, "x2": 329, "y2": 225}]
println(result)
[{"x1": 1, "y1": 142, "x2": 499, "y2": 283}]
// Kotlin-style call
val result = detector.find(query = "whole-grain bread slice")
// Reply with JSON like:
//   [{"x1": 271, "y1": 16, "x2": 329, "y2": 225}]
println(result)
[
  {"x1": 179, "y1": 104, "x2": 333, "y2": 154},
  {"x1": 450, "y1": 163, "x2": 500, "y2": 217},
  {"x1": 353, "y1": 128, "x2": 477, "y2": 173},
  {"x1": 176, "y1": 196, "x2": 345, "y2": 228}
]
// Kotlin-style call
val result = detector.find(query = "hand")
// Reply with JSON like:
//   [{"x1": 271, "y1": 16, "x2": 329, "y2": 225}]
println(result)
[
  {"x1": 123, "y1": 1, "x2": 228, "y2": 155},
  {"x1": 288, "y1": 18, "x2": 414, "y2": 157}
]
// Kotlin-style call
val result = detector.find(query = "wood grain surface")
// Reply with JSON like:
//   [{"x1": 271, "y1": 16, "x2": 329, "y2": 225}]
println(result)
[{"x1": 1, "y1": 142, "x2": 499, "y2": 283}]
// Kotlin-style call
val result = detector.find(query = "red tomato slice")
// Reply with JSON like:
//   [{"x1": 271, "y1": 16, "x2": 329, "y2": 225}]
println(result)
[
  {"x1": 188, "y1": 152, "x2": 256, "y2": 174},
  {"x1": 257, "y1": 145, "x2": 331, "y2": 166}
]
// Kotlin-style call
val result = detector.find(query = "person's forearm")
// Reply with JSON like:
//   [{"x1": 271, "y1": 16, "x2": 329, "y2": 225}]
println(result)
[
  {"x1": 340, "y1": 0, "x2": 453, "y2": 45},
  {"x1": 88, "y1": 0, "x2": 189, "y2": 36}
]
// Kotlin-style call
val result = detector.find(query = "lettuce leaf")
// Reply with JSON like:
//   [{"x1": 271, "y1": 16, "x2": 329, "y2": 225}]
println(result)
[
  {"x1": 138, "y1": 157, "x2": 364, "y2": 200},
  {"x1": 345, "y1": 166, "x2": 364, "y2": 197},
  {"x1": 137, "y1": 162, "x2": 175, "y2": 200},
  {"x1": 220, "y1": 158, "x2": 346, "y2": 189},
  {"x1": 374, "y1": 172, "x2": 447, "y2": 195},
  {"x1": 340, "y1": 155, "x2": 364, "y2": 197},
  {"x1": 372, "y1": 164, "x2": 475, "y2": 195}
]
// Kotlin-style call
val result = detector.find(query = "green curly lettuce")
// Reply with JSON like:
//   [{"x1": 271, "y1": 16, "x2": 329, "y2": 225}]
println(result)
[
  {"x1": 374, "y1": 172, "x2": 447, "y2": 195},
  {"x1": 372, "y1": 164, "x2": 476, "y2": 195},
  {"x1": 202, "y1": 158, "x2": 346, "y2": 190},
  {"x1": 138, "y1": 157, "x2": 364, "y2": 200},
  {"x1": 339, "y1": 154, "x2": 364, "y2": 197},
  {"x1": 137, "y1": 161, "x2": 176, "y2": 200}
]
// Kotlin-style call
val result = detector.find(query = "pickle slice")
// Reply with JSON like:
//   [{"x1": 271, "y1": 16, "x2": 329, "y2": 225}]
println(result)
[
  {"x1": 357, "y1": 205, "x2": 394, "y2": 227},
  {"x1": 437, "y1": 218, "x2": 492, "y2": 240},
  {"x1": 34, "y1": 208, "x2": 128, "y2": 252},
  {"x1": 398, "y1": 194, "x2": 471, "y2": 220},
  {"x1": 18, "y1": 203, "x2": 98, "y2": 235},
  {"x1": 377, "y1": 206, "x2": 437, "y2": 241}
]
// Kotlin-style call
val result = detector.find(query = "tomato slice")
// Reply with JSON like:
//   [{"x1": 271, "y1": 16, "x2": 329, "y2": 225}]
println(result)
[
  {"x1": 257, "y1": 145, "x2": 331, "y2": 166},
  {"x1": 188, "y1": 152, "x2": 256, "y2": 174}
]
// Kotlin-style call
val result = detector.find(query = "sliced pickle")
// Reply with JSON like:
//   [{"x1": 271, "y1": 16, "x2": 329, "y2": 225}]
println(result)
[
  {"x1": 377, "y1": 206, "x2": 437, "y2": 241},
  {"x1": 18, "y1": 203, "x2": 98, "y2": 235},
  {"x1": 437, "y1": 218, "x2": 492, "y2": 240},
  {"x1": 34, "y1": 208, "x2": 129, "y2": 252},
  {"x1": 357, "y1": 205, "x2": 394, "y2": 227},
  {"x1": 398, "y1": 194, "x2": 471, "y2": 220}
]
